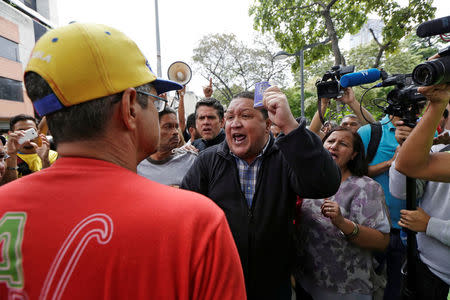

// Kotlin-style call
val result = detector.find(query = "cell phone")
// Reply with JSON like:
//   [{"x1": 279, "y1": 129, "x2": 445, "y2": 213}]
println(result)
[
  {"x1": 18, "y1": 128, "x2": 38, "y2": 145},
  {"x1": 254, "y1": 81, "x2": 271, "y2": 108}
]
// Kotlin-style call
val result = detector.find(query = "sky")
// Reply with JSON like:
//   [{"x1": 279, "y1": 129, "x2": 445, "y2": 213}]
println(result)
[
  {"x1": 57, "y1": 0, "x2": 257, "y2": 97},
  {"x1": 57, "y1": 0, "x2": 450, "y2": 97}
]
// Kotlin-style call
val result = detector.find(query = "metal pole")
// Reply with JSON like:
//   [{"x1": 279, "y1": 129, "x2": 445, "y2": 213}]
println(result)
[
  {"x1": 401, "y1": 176, "x2": 417, "y2": 299},
  {"x1": 300, "y1": 49, "x2": 305, "y2": 118},
  {"x1": 154, "y1": 0, "x2": 162, "y2": 77}
]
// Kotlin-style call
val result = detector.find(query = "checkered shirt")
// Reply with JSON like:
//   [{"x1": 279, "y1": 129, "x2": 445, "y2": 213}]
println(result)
[{"x1": 232, "y1": 136, "x2": 271, "y2": 208}]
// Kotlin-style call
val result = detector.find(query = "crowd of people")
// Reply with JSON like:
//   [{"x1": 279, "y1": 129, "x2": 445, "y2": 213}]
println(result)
[{"x1": 0, "y1": 21, "x2": 449, "y2": 300}]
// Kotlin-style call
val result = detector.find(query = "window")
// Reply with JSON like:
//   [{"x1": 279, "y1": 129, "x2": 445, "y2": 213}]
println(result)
[
  {"x1": 0, "y1": 36, "x2": 19, "y2": 62},
  {"x1": 0, "y1": 77, "x2": 24, "y2": 102},
  {"x1": 19, "y1": 0, "x2": 36, "y2": 10},
  {"x1": 33, "y1": 20, "x2": 47, "y2": 42}
]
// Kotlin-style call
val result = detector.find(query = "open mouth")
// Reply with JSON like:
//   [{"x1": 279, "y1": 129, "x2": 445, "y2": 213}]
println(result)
[
  {"x1": 330, "y1": 152, "x2": 338, "y2": 160},
  {"x1": 202, "y1": 128, "x2": 212, "y2": 135},
  {"x1": 232, "y1": 133, "x2": 246, "y2": 145}
]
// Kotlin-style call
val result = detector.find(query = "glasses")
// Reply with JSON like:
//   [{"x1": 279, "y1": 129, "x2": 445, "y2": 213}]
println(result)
[{"x1": 136, "y1": 90, "x2": 167, "y2": 112}]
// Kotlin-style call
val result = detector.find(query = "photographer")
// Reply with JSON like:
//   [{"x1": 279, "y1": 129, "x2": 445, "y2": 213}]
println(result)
[
  {"x1": 309, "y1": 87, "x2": 375, "y2": 139},
  {"x1": 1, "y1": 114, "x2": 57, "y2": 185},
  {"x1": 396, "y1": 53, "x2": 450, "y2": 182},
  {"x1": 357, "y1": 112, "x2": 420, "y2": 300},
  {"x1": 389, "y1": 119, "x2": 449, "y2": 299}
]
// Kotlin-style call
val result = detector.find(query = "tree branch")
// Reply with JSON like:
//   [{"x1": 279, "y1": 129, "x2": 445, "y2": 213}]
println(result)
[
  {"x1": 326, "y1": 0, "x2": 338, "y2": 10},
  {"x1": 207, "y1": 69, "x2": 233, "y2": 101},
  {"x1": 369, "y1": 28, "x2": 382, "y2": 47},
  {"x1": 370, "y1": 28, "x2": 391, "y2": 68}
]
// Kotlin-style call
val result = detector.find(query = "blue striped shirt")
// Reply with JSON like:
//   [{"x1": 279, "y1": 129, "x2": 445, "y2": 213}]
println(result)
[{"x1": 232, "y1": 136, "x2": 271, "y2": 207}]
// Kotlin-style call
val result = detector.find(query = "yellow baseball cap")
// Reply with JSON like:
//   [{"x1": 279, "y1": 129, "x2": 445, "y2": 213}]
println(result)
[{"x1": 25, "y1": 23, "x2": 182, "y2": 116}]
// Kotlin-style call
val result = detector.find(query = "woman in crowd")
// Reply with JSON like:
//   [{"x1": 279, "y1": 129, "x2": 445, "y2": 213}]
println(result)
[{"x1": 295, "y1": 127, "x2": 390, "y2": 300}]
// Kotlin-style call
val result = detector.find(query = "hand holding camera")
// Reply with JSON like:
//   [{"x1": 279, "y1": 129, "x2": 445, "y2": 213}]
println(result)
[
  {"x1": 6, "y1": 128, "x2": 36, "y2": 155},
  {"x1": 17, "y1": 128, "x2": 38, "y2": 145}
]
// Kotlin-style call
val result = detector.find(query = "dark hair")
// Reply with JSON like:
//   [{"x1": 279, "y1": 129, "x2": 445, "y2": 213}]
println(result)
[
  {"x1": 444, "y1": 108, "x2": 449, "y2": 119},
  {"x1": 322, "y1": 127, "x2": 368, "y2": 177},
  {"x1": 9, "y1": 114, "x2": 37, "y2": 131},
  {"x1": 232, "y1": 91, "x2": 269, "y2": 119},
  {"x1": 24, "y1": 72, "x2": 149, "y2": 145},
  {"x1": 195, "y1": 98, "x2": 224, "y2": 120},
  {"x1": 186, "y1": 113, "x2": 196, "y2": 130},
  {"x1": 158, "y1": 106, "x2": 176, "y2": 120}
]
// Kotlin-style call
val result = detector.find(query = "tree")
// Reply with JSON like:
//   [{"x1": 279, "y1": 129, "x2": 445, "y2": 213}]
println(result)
[
  {"x1": 368, "y1": 0, "x2": 435, "y2": 67},
  {"x1": 192, "y1": 33, "x2": 292, "y2": 105},
  {"x1": 250, "y1": 0, "x2": 435, "y2": 68}
]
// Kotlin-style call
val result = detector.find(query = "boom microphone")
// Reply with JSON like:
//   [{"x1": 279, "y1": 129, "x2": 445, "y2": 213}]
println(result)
[
  {"x1": 340, "y1": 68, "x2": 381, "y2": 88},
  {"x1": 417, "y1": 15, "x2": 450, "y2": 38}
]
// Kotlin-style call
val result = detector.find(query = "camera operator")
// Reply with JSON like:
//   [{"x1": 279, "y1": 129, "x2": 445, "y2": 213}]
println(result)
[
  {"x1": 396, "y1": 55, "x2": 450, "y2": 182},
  {"x1": 309, "y1": 87, "x2": 376, "y2": 139},
  {"x1": 389, "y1": 117, "x2": 449, "y2": 300},
  {"x1": 357, "y1": 110, "x2": 428, "y2": 300}
]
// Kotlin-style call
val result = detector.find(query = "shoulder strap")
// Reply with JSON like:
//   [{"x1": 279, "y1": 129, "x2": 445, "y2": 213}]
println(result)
[{"x1": 366, "y1": 122, "x2": 382, "y2": 164}]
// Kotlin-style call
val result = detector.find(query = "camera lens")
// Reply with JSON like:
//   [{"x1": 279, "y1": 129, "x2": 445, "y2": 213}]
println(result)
[
  {"x1": 412, "y1": 63, "x2": 435, "y2": 86},
  {"x1": 412, "y1": 56, "x2": 450, "y2": 86}
]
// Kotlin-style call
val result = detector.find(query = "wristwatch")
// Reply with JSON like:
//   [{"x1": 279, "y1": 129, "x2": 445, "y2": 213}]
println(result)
[{"x1": 7, "y1": 166, "x2": 19, "y2": 170}]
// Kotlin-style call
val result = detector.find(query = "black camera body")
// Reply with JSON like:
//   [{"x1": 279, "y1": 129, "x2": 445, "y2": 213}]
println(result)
[
  {"x1": 382, "y1": 74, "x2": 427, "y2": 127},
  {"x1": 412, "y1": 45, "x2": 450, "y2": 86},
  {"x1": 316, "y1": 65, "x2": 355, "y2": 98}
]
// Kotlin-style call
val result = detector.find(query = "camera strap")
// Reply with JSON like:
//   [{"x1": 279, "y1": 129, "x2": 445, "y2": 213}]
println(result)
[
  {"x1": 439, "y1": 144, "x2": 450, "y2": 153},
  {"x1": 366, "y1": 122, "x2": 382, "y2": 164}
]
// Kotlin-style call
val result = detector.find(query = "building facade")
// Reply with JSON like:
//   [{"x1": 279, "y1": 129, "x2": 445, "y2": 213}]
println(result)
[
  {"x1": 349, "y1": 19, "x2": 384, "y2": 49},
  {"x1": 0, "y1": 0, "x2": 57, "y2": 132}
]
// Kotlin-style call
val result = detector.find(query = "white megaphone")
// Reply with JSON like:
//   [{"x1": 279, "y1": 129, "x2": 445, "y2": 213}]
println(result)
[{"x1": 167, "y1": 61, "x2": 192, "y2": 86}]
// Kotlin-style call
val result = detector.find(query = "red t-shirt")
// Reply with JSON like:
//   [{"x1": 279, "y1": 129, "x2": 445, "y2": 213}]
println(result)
[{"x1": 0, "y1": 157, "x2": 246, "y2": 300}]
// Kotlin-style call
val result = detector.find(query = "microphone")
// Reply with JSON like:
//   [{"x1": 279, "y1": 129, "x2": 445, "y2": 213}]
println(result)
[
  {"x1": 417, "y1": 15, "x2": 450, "y2": 38},
  {"x1": 340, "y1": 68, "x2": 381, "y2": 88}
]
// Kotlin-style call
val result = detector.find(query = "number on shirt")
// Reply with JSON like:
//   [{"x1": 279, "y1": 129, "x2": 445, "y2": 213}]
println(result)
[{"x1": 0, "y1": 212, "x2": 27, "y2": 288}]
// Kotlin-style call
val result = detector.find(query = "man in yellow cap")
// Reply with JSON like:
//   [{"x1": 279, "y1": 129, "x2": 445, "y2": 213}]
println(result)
[{"x1": 0, "y1": 23, "x2": 246, "y2": 299}]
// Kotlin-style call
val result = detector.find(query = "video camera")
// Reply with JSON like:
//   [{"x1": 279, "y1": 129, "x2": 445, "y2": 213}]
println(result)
[
  {"x1": 412, "y1": 15, "x2": 450, "y2": 86},
  {"x1": 412, "y1": 45, "x2": 450, "y2": 86},
  {"x1": 315, "y1": 65, "x2": 355, "y2": 99},
  {"x1": 378, "y1": 74, "x2": 427, "y2": 128}
]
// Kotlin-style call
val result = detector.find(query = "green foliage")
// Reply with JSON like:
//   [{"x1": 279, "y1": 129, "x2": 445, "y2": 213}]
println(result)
[
  {"x1": 250, "y1": 0, "x2": 435, "y2": 68},
  {"x1": 250, "y1": 0, "x2": 370, "y2": 65},
  {"x1": 282, "y1": 87, "x2": 302, "y2": 118},
  {"x1": 371, "y1": 0, "x2": 435, "y2": 55}
]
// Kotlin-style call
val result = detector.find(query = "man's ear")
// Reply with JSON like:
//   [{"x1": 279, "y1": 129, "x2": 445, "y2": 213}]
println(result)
[
  {"x1": 120, "y1": 88, "x2": 139, "y2": 130},
  {"x1": 219, "y1": 117, "x2": 225, "y2": 128}
]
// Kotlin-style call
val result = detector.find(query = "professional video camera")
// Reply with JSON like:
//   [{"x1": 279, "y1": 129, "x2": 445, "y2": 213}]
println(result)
[
  {"x1": 315, "y1": 65, "x2": 355, "y2": 99},
  {"x1": 412, "y1": 15, "x2": 450, "y2": 86},
  {"x1": 412, "y1": 45, "x2": 450, "y2": 86},
  {"x1": 379, "y1": 74, "x2": 427, "y2": 128}
]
